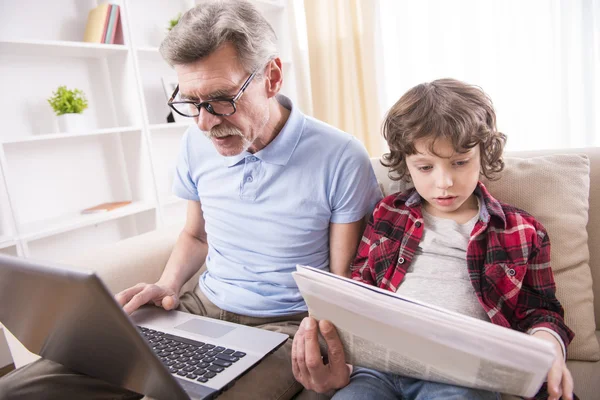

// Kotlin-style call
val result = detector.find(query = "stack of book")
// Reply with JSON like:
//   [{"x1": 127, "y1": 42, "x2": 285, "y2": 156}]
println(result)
[
  {"x1": 83, "y1": 3, "x2": 124, "y2": 44},
  {"x1": 81, "y1": 201, "x2": 131, "y2": 214}
]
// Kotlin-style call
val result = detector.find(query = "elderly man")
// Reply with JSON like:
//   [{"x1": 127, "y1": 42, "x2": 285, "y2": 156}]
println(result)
[{"x1": 0, "y1": 0, "x2": 380, "y2": 399}]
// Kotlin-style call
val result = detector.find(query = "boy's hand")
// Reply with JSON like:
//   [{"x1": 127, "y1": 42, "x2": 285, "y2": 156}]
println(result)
[
  {"x1": 532, "y1": 330, "x2": 574, "y2": 400},
  {"x1": 291, "y1": 317, "x2": 351, "y2": 393}
]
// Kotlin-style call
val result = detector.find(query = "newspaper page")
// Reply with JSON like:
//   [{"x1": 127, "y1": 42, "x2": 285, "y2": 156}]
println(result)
[{"x1": 292, "y1": 265, "x2": 556, "y2": 398}]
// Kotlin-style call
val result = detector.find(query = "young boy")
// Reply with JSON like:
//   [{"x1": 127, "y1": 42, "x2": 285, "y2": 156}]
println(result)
[{"x1": 337, "y1": 79, "x2": 574, "y2": 400}]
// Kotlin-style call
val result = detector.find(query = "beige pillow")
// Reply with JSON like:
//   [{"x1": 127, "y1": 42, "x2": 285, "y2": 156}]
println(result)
[
  {"x1": 371, "y1": 154, "x2": 599, "y2": 361},
  {"x1": 482, "y1": 154, "x2": 599, "y2": 361}
]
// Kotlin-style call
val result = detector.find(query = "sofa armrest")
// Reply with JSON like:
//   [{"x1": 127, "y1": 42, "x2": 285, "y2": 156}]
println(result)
[{"x1": 56, "y1": 225, "x2": 184, "y2": 295}]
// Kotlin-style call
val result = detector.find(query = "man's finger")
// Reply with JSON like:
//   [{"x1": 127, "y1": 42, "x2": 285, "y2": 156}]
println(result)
[
  {"x1": 291, "y1": 336, "x2": 301, "y2": 380},
  {"x1": 123, "y1": 286, "x2": 160, "y2": 315},
  {"x1": 115, "y1": 283, "x2": 146, "y2": 307},
  {"x1": 295, "y1": 320, "x2": 312, "y2": 386},
  {"x1": 291, "y1": 324, "x2": 305, "y2": 382},
  {"x1": 319, "y1": 319, "x2": 346, "y2": 371},
  {"x1": 162, "y1": 295, "x2": 179, "y2": 310},
  {"x1": 303, "y1": 318, "x2": 326, "y2": 376}
]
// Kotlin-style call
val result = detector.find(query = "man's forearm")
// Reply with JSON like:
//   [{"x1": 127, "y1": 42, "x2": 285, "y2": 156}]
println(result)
[
  {"x1": 157, "y1": 230, "x2": 209, "y2": 293},
  {"x1": 329, "y1": 220, "x2": 365, "y2": 277}
]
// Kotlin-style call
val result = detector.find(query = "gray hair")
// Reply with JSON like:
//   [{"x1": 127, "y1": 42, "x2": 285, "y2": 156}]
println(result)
[{"x1": 159, "y1": 0, "x2": 279, "y2": 75}]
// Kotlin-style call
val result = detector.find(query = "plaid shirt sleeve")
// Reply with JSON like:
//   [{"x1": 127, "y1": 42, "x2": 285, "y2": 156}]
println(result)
[
  {"x1": 350, "y1": 211, "x2": 378, "y2": 285},
  {"x1": 513, "y1": 220, "x2": 575, "y2": 349}
]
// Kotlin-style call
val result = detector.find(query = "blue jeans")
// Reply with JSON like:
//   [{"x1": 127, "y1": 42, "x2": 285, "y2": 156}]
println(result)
[{"x1": 332, "y1": 367, "x2": 501, "y2": 400}]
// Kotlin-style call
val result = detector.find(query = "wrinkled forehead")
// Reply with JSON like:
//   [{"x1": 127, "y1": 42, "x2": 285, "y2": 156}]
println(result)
[{"x1": 173, "y1": 44, "x2": 247, "y2": 99}]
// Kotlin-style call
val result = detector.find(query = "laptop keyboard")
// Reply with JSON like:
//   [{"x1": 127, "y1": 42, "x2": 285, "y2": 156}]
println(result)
[{"x1": 138, "y1": 326, "x2": 246, "y2": 383}]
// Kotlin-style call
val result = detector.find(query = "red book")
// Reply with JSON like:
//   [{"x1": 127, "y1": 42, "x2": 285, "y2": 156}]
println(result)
[
  {"x1": 112, "y1": 6, "x2": 124, "y2": 45},
  {"x1": 81, "y1": 201, "x2": 131, "y2": 214}
]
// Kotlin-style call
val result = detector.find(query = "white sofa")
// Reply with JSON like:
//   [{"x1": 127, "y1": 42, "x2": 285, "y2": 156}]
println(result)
[{"x1": 5, "y1": 148, "x2": 600, "y2": 399}]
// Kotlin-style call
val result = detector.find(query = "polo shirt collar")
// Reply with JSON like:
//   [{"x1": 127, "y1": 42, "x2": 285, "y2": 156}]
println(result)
[{"x1": 223, "y1": 95, "x2": 303, "y2": 167}]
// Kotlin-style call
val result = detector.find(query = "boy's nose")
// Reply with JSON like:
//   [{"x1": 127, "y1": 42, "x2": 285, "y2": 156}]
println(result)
[
  {"x1": 195, "y1": 108, "x2": 222, "y2": 132},
  {"x1": 436, "y1": 170, "x2": 453, "y2": 189}
]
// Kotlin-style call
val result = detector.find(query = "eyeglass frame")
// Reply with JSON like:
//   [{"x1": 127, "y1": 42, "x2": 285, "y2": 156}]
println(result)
[{"x1": 167, "y1": 71, "x2": 258, "y2": 118}]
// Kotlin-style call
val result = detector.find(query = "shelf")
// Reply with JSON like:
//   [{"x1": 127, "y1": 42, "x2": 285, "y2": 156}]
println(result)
[
  {"x1": 0, "y1": 40, "x2": 128, "y2": 58},
  {"x1": 136, "y1": 46, "x2": 159, "y2": 54},
  {"x1": 149, "y1": 122, "x2": 193, "y2": 132},
  {"x1": 1, "y1": 127, "x2": 142, "y2": 145},
  {"x1": 19, "y1": 202, "x2": 156, "y2": 242},
  {"x1": 163, "y1": 195, "x2": 186, "y2": 206},
  {"x1": 136, "y1": 46, "x2": 162, "y2": 61},
  {"x1": 2, "y1": 0, "x2": 297, "y2": 257},
  {"x1": 0, "y1": 236, "x2": 15, "y2": 250}
]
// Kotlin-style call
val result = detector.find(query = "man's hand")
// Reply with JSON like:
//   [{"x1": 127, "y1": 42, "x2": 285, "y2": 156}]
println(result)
[
  {"x1": 291, "y1": 317, "x2": 351, "y2": 393},
  {"x1": 533, "y1": 330, "x2": 574, "y2": 400},
  {"x1": 115, "y1": 282, "x2": 179, "y2": 315}
]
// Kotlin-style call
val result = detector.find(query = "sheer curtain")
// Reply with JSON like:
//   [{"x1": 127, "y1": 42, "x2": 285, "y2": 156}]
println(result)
[
  {"x1": 299, "y1": 0, "x2": 384, "y2": 155},
  {"x1": 377, "y1": 0, "x2": 600, "y2": 151}
]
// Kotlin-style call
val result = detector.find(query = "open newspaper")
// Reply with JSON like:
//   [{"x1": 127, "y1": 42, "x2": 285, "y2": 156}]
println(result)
[{"x1": 292, "y1": 265, "x2": 556, "y2": 398}]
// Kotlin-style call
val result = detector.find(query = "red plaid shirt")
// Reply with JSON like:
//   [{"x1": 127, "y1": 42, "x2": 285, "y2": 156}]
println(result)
[{"x1": 351, "y1": 182, "x2": 574, "y2": 399}]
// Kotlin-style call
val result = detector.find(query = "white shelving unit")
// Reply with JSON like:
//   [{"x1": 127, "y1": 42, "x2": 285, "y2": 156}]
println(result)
[{"x1": 0, "y1": 0, "x2": 299, "y2": 262}]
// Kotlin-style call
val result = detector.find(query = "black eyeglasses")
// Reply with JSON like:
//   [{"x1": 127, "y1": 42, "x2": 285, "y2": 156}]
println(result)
[{"x1": 167, "y1": 71, "x2": 257, "y2": 118}]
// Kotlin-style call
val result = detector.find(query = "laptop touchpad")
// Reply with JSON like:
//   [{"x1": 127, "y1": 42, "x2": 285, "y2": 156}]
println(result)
[{"x1": 175, "y1": 318, "x2": 236, "y2": 338}]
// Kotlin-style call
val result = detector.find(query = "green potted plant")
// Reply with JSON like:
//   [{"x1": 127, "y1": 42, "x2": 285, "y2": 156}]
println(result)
[
  {"x1": 47, "y1": 85, "x2": 89, "y2": 133},
  {"x1": 167, "y1": 13, "x2": 182, "y2": 31},
  {"x1": 156, "y1": 11, "x2": 182, "y2": 42}
]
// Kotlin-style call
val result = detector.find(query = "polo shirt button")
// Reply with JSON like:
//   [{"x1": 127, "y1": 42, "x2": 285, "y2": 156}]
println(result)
[
  {"x1": 507, "y1": 268, "x2": 516, "y2": 276},
  {"x1": 415, "y1": 221, "x2": 422, "y2": 228},
  {"x1": 248, "y1": 156, "x2": 257, "y2": 162},
  {"x1": 398, "y1": 256, "x2": 405, "y2": 264},
  {"x1": 246, "y1": 176, "x2": 253, "y2": 182}
]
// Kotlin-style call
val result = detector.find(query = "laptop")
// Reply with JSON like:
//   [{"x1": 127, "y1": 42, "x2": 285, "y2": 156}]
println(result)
[{"x1": 0, "y1": 254, "x2": 289, "y2": 399}]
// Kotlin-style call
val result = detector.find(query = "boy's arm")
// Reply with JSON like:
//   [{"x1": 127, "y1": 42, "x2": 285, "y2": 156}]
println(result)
[
  {"x1": 515, "y1": 223, "x2": 575, "y2": 351},
  {"x1": 529, "y1": 327, "x2": 566, "y2": 359}
]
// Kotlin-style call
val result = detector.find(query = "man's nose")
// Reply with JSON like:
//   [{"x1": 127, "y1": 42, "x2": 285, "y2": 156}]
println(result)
[{"x1": 195, "y1": 107, "x2": 222, "y2": 132}]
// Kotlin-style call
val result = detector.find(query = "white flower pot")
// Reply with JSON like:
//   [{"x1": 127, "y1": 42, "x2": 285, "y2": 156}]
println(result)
[{"x1": 57, "y1": 113, "x2": 86, "y2": 133}]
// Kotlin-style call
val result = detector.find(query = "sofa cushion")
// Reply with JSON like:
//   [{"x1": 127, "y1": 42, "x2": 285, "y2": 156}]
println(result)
[
  {"x1": 371, "y1": 154, "x2": 599, "y2": 361},
  {"x1": 481, "y1": 154, "x2": 599, "y2": 361},
  {"x1": 565, "y1": 332, "x2": 600, "y2": 400}
]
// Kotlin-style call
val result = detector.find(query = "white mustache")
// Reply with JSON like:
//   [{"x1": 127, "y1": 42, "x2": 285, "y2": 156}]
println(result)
[{"x1": 205, "y1": 126, "x2": 243, "y2": 139}]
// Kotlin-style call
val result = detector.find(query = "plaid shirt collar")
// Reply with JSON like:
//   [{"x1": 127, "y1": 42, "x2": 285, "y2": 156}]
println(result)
[{"x1": 394, "y1": 181, "x2": 507, "y2": 229}]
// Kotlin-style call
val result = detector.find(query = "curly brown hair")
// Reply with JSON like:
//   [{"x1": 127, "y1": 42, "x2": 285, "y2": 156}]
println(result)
[{"x1": 381, "y1": 78, "x2": 506, "y2": 181}]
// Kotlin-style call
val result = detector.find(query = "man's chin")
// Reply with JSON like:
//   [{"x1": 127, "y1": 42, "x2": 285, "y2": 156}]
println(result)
[
  {"x1": 215, "y1": 148, "x2": 245, "y2": 157},
  {"x1": 211, "y1": 135, "x2": 246, "y2": 156}
]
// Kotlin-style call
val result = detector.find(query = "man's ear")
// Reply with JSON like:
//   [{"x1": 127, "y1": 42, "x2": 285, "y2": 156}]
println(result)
[{"x1": 264, "y1": 58, "x2": 283, "y2": 98}]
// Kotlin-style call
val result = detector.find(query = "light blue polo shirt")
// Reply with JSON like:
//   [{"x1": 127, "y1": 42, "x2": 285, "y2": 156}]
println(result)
[{"x1": 173, "y1": 95, "x2": 382, "y2": 317}]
